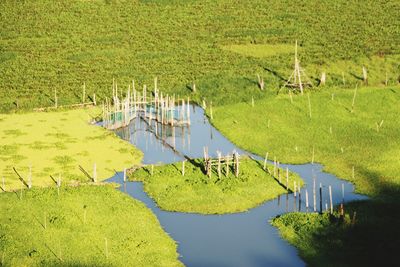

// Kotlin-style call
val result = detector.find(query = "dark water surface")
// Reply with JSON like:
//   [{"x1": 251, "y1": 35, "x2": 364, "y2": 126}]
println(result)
[{"x1": 106, "y1": 105, "x2": 367, "y2": 267}]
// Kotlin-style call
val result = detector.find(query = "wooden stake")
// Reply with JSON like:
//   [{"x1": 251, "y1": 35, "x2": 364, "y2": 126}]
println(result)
[
  {"x1": 82, "y1": 82, "x2": 86, "y2": 103},
  {"x1": 362, "y1": 66, "x2": 368, "y2": 85},
  {"x1": 93, "y1": 163, "x2": 97, "y2": 182},
  {"x1": 319, "y1": 183, "x2": 322, "y2": 213},
  {"x1": 54, "y1": 89, "x2": 58, "y2": 108},
  {"x1": 329, "y1": 185, "x2": 333, "y2": 214},
  {"x1": 307, "y1": 93, "x2": 312, "y2": 118},
  {"x1": 182, "y1": 161, "x2": 185, "y2": 176},
  {"x1": 320, "y1": 72, "x2": 326, "y2": 86},
  {"x1": 210, "y1": 102, "x2": 213, "y2": 120},
  {"x1": 294, "y1": 181, "x2": 297, "y2": 196},
  {"x1": 225, "y1": 154, "x2": 230, "y2": 177},
  {"x1": 263, "y1": 152, "x2": 268, "y2": 171},
  {"x1": 305, "y1": 189, "x2": 309, "y2": 209},
  {"x1": 123, "y1": 168, "x2": 126, "y2": 182},
  {"x1": 27, "y1": 165, "x2": 32, "y2": 189},
  {"x1": 313, "y1": 177, "x2": 316, "y2": 212},
  {"x1": 351, "y1": 85, "x2": 358, "y2": 113}
]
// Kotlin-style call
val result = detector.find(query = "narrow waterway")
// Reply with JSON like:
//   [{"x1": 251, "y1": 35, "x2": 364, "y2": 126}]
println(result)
[{"x1": 106, "y1": 105, "x2": 367, "y2": 267}]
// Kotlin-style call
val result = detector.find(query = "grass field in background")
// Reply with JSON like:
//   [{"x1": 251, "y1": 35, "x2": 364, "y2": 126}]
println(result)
[{"x1": 0, "y1": 0, "x2": 399, "y2": 111}]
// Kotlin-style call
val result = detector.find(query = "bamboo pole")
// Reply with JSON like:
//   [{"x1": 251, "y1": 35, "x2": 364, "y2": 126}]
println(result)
[
  {"x1": 305, "y1": 189, "x2": 309, "y2": 210},
  {"x1": 263, "y1": 152, "x2": 268, "y2": 170},
  {"x1": 329, "y1": 185, "x2": 333, "y2": 214},
  {"x1": 351, "y1": 85, "x2": 358, "y2": 113}
]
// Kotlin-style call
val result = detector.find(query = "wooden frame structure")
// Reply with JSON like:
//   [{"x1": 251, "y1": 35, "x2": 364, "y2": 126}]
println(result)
[
  {"x1": 281, "y1": 40, "x2": 313, "y2": 94},
  {"x1": 102, "y1": 80, "x2": 191, "y2": 130},
  {"x1": 203, "y1": 148, "x2": 240, "y2": 178}
]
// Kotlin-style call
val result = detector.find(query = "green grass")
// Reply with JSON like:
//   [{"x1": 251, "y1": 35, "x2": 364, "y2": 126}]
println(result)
[
  {"x1": 209, "y1": 87, "x2": 400, "y2": 266},
  {"x1": 0, "y1": 108, "x2": 142, "y2": 191},
  {"x1": 129, "y1": 158, "x2": 303, "y2": 214},
  {"x1": 0, "y1": 0, "x2": 399, "y2": 111},
  {"x1": 211, "y1": 87, "x2": 400, "y2": 201},
  {"x1": 0, "y1": 185, "x2": 182, "y2": 266},
  {"x1": 271, "y1": 201, "x2": 400, "y2": 267}
]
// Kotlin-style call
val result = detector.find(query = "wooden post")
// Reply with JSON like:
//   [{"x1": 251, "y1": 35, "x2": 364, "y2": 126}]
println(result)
[
  {"x1": 123, "y1": 168, "x2": 126, "y2": 182},
  {"x1": 319, "y1": 183, "x2": 322, "y2": 213},
  {"x1": 307, "y1": 93, "x2": 312, "y2": 118},
  {"x1": 217, "y1": 152, "x2": 221, "y2": 178},
  {"x1": 305, "y1": 189, "x2": 309, "y2": 210},
  {"x1": 311, "y1": 146, "x2": 315, "y2": 164},
  {"x1": 210, "y1": 102, "x2": 213, "y2": 120},
  {"x1": 93, "y1": 93, "x2": 97, "y2": 106},
  {"x1": 342, "y1": 72, "x2": 346, "y2": 86},
  {"x1": 351, "y1": 211, "x2": 357, "y2": 226},
  {"x1": 329, "y1": 185, "x2": 333, "y2": 214},
  {"x1": 313, "y1": 177, "x2": 316, "y2": 212},
  {"x1": 82, "y1": 82, "x2": 86, "y2": 103},
  {"x1": 362, "y1": 66, "x2": 368, "y2": 85},
  {"x1": 27, "y1": 165, "x2": 32, "y2": 189},
  {"x1": 351, "y1": 85, "x2": 358, "y2": 113},
  {"x1": 263, "y1": 152, "x2": 268, "y2": 171},
  {"x1": 278, "y1": 167, "x2": 281, "y2": 183},
  {"x1": 385, "y1": 72, "x2": 388, "y2": 86},
  {"x1": 54, "y1": 89, "x2": 58, "y2": 108},
  {"x1": 225, "y1": 154, "x2": 230, "y2": 177},
  {"x1": 182, "y1": 160, "x2": 185, "y2": 176},
  {"x1": 320, "y1": 72, "x2": 326, "y2": 86},
  {"x1": 93, "y1": 163, "x2": 97, "y2": 182},
  {"x1": 192, "y1": 82, "x2": 196, "y2": 93}
]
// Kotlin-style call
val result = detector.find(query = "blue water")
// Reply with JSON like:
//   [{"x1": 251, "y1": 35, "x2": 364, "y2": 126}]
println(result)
[{"x1": 107, "y1": 105, "x2": 367, "y2": 267}]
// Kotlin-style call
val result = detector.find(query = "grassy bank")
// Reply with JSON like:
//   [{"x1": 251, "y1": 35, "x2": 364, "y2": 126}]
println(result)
[
  {"x1": 1, "y1": 0, "x2": 399, "y2": 111},
  {"x1": 211, "y1": 87, "x2": 400, "y2": 200},
  {"x1": 0, "y1": 185, "x2": 182, "y2": 266},
  {"x1": 129, "y1": 158, "x2": 302, "y2": 214},
  {"x1": 271, "y1": 201, "x2": 400, "y2": 267},
  {"x1": 0, "y1": 108, "x2": 142, "y2": 191},
  {"x1": 209, "y1": 87, "x2": 400, "y2": 265}
]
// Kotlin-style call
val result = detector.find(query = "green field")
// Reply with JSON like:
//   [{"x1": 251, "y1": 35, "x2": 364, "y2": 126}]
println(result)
[
  {"x1": 211, "y1": 87, "x2": 400, "y2": 200},
  {"x1": 0, "y1": 108, "x2": 142, "y2": 191},
  {"x1": 130, "y1": 158, "x2": 303, "y2": 214},
  {"x1": 0, "y1": 0, "x2": 399, "y2": 112},
  {"x1": 0, "y1": 185, "x2": 181, "y2": 266},
  {"x1": 1, "y1": 0, "x2": 400, "y2": 266}
]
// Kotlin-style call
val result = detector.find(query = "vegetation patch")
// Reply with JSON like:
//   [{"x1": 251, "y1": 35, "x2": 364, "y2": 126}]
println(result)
[
  {"x1": 223, "y1": 43, "x2": 295, "y2": 58},
  {"x1": 130, "y1": 158, "x2": 303, "y2": 214},
  {"x1": 0, "y1": 185, "x2": 182, "y2": 266},
  {"x1": 0, "y1": 108, "x2": 142, "y2": 191},
  {"x1": 211, "y1": 87, "x2": 400, "y2": 200},
  {"x1": 271, "y1": 201, "x2": 400, "y2": 267}
]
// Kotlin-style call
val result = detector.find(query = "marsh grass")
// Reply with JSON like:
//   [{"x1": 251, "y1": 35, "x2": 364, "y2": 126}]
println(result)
[
  {"x1": 130, "y1": 158, "x2": 303, "y2": 214},
  {"x1": 0, "y1": 108, "x2": 142, "y2": 191},
  {"x1": 0, "y1": 185, "x2": 182, "y2": 266}
]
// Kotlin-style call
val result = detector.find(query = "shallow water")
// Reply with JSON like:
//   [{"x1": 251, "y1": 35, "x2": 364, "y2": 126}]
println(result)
[{"x1": 107, "y1": 105, "x2": 367, "y2": 267}]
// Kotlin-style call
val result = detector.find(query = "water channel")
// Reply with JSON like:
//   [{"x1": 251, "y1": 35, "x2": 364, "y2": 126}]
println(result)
[{"x1": 106, "y1": 105, "x2": 367, "y2": 267}]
